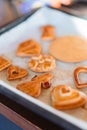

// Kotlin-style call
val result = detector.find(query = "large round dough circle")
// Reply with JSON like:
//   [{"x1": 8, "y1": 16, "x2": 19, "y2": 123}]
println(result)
[{"x1": 49, "y1": 36, "x2": 87, "y2": 62}]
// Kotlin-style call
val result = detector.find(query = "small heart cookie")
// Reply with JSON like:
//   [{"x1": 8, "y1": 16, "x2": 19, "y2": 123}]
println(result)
[
  {"x1": 0, "y1": 56, "x2": 11, "y2": 71},
  {"x1": 17, "y1": 39, "x2": 42, "y2": 57},
  {"x1": 7, "y1": 65, "x2": 28, "y2": 80},
  {"x1": 41, "y1": 25, "x2": 56, "y2": 40},
  {"x1": 28, "y1": 54, "x2": 56, "y2": 72},
  {"x1": 74, "y1": 66, "x2": 87, "y2": 88},
  {"x1": 51, "y1": 85, "x2": 86, "y2": 110},
  {"x1": 17, "y1": 80, "x2": 41, "y2": 97}
]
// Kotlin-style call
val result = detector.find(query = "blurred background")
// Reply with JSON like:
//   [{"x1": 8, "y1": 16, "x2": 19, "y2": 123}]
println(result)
[
  {"x1": 0, "y1": 0, "x2": 40, "y2": 28},
  {"x1": 0, "y1": 0, "x2": 87, "y2": 29}
]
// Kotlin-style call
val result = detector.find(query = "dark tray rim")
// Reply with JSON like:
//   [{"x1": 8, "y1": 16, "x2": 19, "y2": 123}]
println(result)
[
  {"x1": 0, "y1": 8, "x2": 40, "y2": 35},
  {"x1": 0, "y1": 84, "x2": 81, "y2": 130}
]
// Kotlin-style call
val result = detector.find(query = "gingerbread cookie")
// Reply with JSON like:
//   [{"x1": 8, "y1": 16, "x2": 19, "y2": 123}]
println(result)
[
  {"x1": 17, "y1": 80, "x2": 41, "y2": 98},
  {"x1": 28, "y1": 54, "x2": 56, "y2": 72},
  {"x1": 17, "y1": 39, "x2": 42, "y2": 57},
  {"x1": 0, "y1": 56, "x2": 11, "y2": 71},
  {"x1": 51, "y1": 85, "x2": 86, "y2": 110},
  {"x1": 41, "y1": 25, "x2": 56, "y2": 40},
  {"x1": 7, "y1": 65, "x2": 28, "y2": 80}
]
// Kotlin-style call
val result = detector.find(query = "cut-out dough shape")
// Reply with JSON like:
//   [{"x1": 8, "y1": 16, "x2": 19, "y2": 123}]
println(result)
[
  {"x1": 0, "y1": 56, "x2": 11, "y2": 71},
  {"x1": 17, "y1": 39, "x2": 42, "y2": 57},
  {"x1": 7, "y1": 65, "x2": 28, "y2": 80},
  {"x1": 51, "y1": 85, "x2": 86, "y2": 110},
  {"x1": 28, "y1": 54, "x2": 56, "y2": 72},
  {"x1": 74, "y1": 66, "x2": 87, "y2": 88}
]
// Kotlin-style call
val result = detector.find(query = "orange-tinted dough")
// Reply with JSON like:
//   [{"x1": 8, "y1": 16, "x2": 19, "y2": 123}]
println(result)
[
  {"x1": 7, "y1": 65, "x2": 28, "y2": 80},
  {"x1": 28, "y1": 54, "x2": 56, "y2": 72},
  {"x1": 51, "y1": 85, "x2": 86, "y2": 110},
  {"x1": 74, "y1": 66, "x2": 87, "y2": 88},
  {"x1": 17, "y1": 80, "x2": 41, "y2": 98},
  {"x1": 0, "y1": 56, "x2": 11, "y2": 71},
  {"x1": 17, "y1": 39, "x2": 42, "y2": 57},
  {"x1": 49, "y1": 36, "x2": 87, "y2": 62},
  {"x1": 41, "y1": 25, "x2": 56, "y2": 40}
]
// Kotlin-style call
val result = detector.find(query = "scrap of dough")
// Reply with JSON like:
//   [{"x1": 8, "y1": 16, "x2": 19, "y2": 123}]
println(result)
[{"x1": 49, "y1": 36, "x2": 87, "y2": 62}]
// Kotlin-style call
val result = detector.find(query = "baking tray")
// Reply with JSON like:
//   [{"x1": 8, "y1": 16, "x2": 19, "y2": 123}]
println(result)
[
  {"x1": 0, "y1": 103, "x2": 40, "y2": 130},
  {"x1": 0, "y1": 7, "x2": 87, "y2": 130}
]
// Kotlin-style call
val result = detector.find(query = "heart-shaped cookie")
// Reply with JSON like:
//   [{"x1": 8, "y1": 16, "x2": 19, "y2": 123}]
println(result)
[
  {"x1": 17, "y1": 39, "x2": 42, "y2": 57},
  {"x1": 17, "y1": 80, "x2": 41, "y2": 97},
  {"x1": 74, "y1": 66, "x2": 87, "y2": 88},
  {"x1": 0, "y1": 56, "x2": 11, "y2": 71},
  {"x1": 7, "y1": 65, "x2": 28, "y2": 80},
  {"x1": 51, "y1": 85, "x2": 86, "y2": 110}
]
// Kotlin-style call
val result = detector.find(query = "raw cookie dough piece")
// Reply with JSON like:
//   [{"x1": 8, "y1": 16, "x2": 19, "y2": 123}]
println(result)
[
  {"x1": 17, "y1": 73, "x2": 53, "y2": 97},
  {"x1": 0, "y1": 56, "x2": 11, "y2": 71},
  {"x1": 17, "y1": 80, "x2": 41, "y2": 98},
  {"x1": 7, "y1": 65, "x2": 28, "y2": 80},
  {"x1": 28, "y1": 54, "x2": 56, "y2": 72},
  {"x1": 17, "y1": 39, "x2": 42, "y2": 57},
  {"x1": 51, "y1": 85, "x2": 86, "y2": 110},
  {"x1": 41, "y1": 25, "x2": 56, "y2": 40},
  {"x1": 32, "y1": 73, "x2": 53, "y2": 89},
  {"x1": 74, "y1": 66, "x2": 87, "y2": 88},
  {"x1": 49, "y1": 36, "x2": 87, "y2": 62}
]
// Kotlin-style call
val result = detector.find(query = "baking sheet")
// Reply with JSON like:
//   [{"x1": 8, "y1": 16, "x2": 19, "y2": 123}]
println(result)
[{"x1": 0, "y1": 7, "x2": 87, "y2": 129}]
